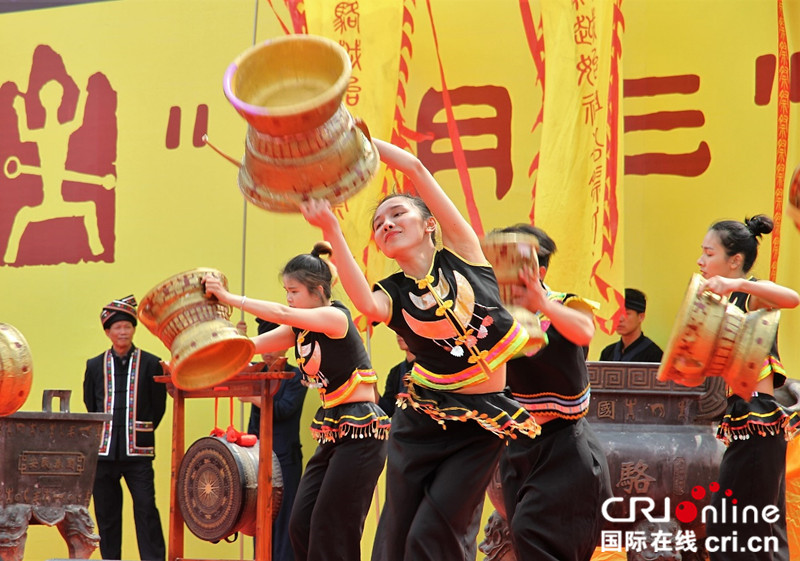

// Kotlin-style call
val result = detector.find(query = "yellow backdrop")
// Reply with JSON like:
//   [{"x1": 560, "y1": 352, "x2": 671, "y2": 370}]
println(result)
[{"x1": 1, "y1": 1, "x2": 799, "y2": 560}]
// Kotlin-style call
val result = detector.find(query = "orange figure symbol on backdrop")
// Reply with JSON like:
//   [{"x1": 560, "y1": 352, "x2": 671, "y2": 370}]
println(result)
[{"x1": 1, "y1": 44, "x2": 117, "y2": 267}]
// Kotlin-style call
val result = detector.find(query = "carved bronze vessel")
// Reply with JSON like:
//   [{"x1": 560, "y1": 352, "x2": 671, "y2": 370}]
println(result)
[
  {"x1": 481, "y1": 362, "x2": 727, "y2": 561},
  {"x1": 0, "y1": 390, "x2": 110, "y2": 561}
]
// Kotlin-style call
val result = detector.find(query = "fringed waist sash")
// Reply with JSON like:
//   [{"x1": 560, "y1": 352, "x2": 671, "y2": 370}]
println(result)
[
  {"x1": 716, "y1": 393, "x2": 800, "y2": 446},
  {"x1": 310, "y1": 401, "x2": 390, "y2": 444},
  {"x1": 397, "y1": 381, "x2": 541, "y2": 440}
]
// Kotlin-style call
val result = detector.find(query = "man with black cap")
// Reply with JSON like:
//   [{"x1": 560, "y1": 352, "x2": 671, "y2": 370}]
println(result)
[
  {"x1": 83, "y1": 295, "x2": 167, "y2": 561},
  {"x1": 599, "y1": 288, "x2": 664, "y2": 363}
]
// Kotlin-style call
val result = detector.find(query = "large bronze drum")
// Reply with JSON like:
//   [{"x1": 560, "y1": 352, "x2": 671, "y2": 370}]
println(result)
[
  {"x1": 223, "y1": 34, "x2": 379, "y2": 212},
  {"x1": 657, "y1": 273, "x2": 779, "y2": 399},
  {"x1": 138, "y1": 268, "x2": 254, "y2": 390},
  {"x1": 481, "y1": 231, "x2": 546, "y2": 355},
  {"x1": 0, "y1": 322, "x2": 33, "y2": 416},
  {"x1": 177, "y1": 436, "x2": 283, "y2": 542}
]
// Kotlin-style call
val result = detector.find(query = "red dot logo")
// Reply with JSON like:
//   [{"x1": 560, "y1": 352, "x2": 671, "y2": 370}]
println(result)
[
  {"x1": 691, "y1": 485, "x2": 706, "y2": 500},
  {"x1": 675, "y1": 501, "x2": 698, "y2": 524}
]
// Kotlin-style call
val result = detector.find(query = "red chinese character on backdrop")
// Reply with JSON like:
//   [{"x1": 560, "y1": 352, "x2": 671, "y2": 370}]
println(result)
[
  {"x1": 623, "y1": 75, "x2": 710, "y2": 177},
  {"x1": 339, "y1": 39, "x2": 363, "y2": 72},
  {"x1": 574, "y1": 8, "x2": 597, "y2": 45},
  {"x1": 345, "y1": 76, "x2": 361, "y2": 107},
  {"x1": 582, "y1": 90, "x2": 603, "y2": 127},
  {"x1": 577, "y1": 47, "x2": 599, "y2": 87},
  {"x1": 333, "y1": 2, "x2": 360, "y2": 34},
  {"x1": 415, "y1": 85, "x2": 513, "y2": 200},
  {"x1": 0, "y1": 45, "x2": 117, "y2": 267},
  {"x1": 754, "y1": 51, "x2": 800, "y2": 105}
]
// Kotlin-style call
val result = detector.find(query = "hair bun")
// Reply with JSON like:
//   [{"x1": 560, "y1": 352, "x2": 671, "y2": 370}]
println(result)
[
  {"x1": 744, "y1": 214, "x2": 774, "y2": 238},
  {"x1": 311, "y1": 240, "x2": 333, "y2": 258},
  {"x1": 311, "y1": 241, "x2": 338, "y2": 287}
]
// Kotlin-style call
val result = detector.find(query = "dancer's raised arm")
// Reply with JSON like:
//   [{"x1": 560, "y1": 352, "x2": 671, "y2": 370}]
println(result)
[
  {"x1": 372, "y1": 138, "x2": 483, "y2": 262},
  {"x1": 301, "y1": 198, "x2": 392, "y2": 325}
]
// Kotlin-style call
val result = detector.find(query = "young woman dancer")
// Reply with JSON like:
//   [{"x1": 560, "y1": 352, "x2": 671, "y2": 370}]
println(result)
[
  {"x1": 301, "y1": 138, "x2": 538, "y2": 561},
  {"x1": 203, "y1": 242, "x2": 389, "y2": 561},
  {"x1": 696, "y1": 215, "x2": 799, "y2": 561}
]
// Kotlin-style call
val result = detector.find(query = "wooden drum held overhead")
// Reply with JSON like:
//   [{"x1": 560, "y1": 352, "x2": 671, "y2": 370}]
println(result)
[
  {"x1": 222, "y1": 34, "x2": 379, "y2": 213},
  {"x1": 0, "y1": 323, "x2": 33, "y2": 416},
  {"x1": 657, "y1": 274, "x2": 780, "y2": 399},
  {"x1": 138, "y1": 268, "x2": 254, "y2": 391},
  {"x1": 481, "y1": 231, "x2": 546, "y2": 356}
]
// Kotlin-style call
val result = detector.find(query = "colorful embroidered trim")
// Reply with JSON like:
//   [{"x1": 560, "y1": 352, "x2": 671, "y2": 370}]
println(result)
[
  {"x1": 320, "y1": 369, "x2": 378, "y2": 408},
  {"x1": 310, "y1": 406, "x2": 391, "y2": 444},
  {"x1": 716, "y1": 396, "x2": 800, "y2": 446},
  {"x1": 409, "y1": 320, "x2": 528, "y2": 390},
  {"x1": 512, "y1": 385, "x2": 591, "y2": 419},
  {"x1": 99, "y1": 348, "x2": 154, "y2": 457},
  {"x1": 400, "y1": 383, "x2": 541, "y2": 440}
]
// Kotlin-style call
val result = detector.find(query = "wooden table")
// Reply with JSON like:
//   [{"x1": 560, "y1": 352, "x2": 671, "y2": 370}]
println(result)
[{"x1": 156, "y1": 370, "x2": 293, "y2": 561}]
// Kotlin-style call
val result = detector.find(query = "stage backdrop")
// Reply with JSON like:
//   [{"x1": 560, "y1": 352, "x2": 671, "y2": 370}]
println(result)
[{"x1": 1, "y1": 1, "x2": 799, "y2": 560}]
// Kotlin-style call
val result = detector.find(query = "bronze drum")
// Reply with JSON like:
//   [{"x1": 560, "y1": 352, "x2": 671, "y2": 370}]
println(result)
[
  {"x1": 481, "y1": 231, "x2": 546, "y2": 355},
  {"x1": 177, "y1": 436, "x2": 283, "y2": 542},
  {"x1": 138, "y1": 268, "x2": 254, "y2": 390},
  {"x1": 0, "y1": 323, "x2": 33, "y2": 416},
  {"x1": 223, "y1": 34, "x2": 379, "y2": 212},
  {"x1": 657, "y1": 273, "x2": 780, "y2": 399}
]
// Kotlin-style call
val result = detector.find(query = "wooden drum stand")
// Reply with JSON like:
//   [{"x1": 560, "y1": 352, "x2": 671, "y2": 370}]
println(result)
[{"x1": 157, "y1": 369, "x2": 293, "y2": 561}]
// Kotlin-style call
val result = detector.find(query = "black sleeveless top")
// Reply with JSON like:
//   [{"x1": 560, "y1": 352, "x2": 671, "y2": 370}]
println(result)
[
  {"x1": 374, "y1": 247, "x2": 529, "y2": 391},
  {"x1": 292, "y1": 301, "x2": 377, "y2": 408},
  {"x1": 506, "y1": 292, "x2": 591, "y2": 419}
]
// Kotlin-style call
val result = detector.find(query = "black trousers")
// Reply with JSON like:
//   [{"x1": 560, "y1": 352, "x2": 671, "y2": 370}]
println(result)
[
  {"x1": 289, "y1": 436, "x2": 387, "y2": 561},
  {"x1": 370, "y1": 405, "x2": 504, "y2": 561},
  {"x1": 272, "y1": 457, "x2": 303, "y2": 561},
  {"x1": 92, "y1": 459, "x2": 165, "y2": 561},
  {"x1": 500, "y1": 417, "x2": 611, "y2": 561},
  {"x1": 706, "y1": 431, "x2": 789, "y2": 561}
]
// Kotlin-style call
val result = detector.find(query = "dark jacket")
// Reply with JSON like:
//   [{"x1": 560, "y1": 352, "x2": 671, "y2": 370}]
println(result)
[
  {"x1": 599, "y1": 333, "x2": 663, "y2": 363},
  {"x1": 83, "y1": 346, "x2": 167, "y2": 459}
]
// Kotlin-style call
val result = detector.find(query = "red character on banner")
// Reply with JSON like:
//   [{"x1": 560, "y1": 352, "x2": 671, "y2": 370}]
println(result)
[
  {"x1": 345, "y1": 76, "x2": 361, "y2": 107},
  {"x1": 574, "y1": 8, "x2": 597, "y2": 45},
  {"x1": 339, "y1": 39, "x2": 363, "y2": 72},
  {"x1": 623, "y1": 75, "x2": 711, "y2": 177},
  {"x1": 415, "y1": 85, "x2": 513, "y2": 200},
  {"x1": 754, "y1": 51, "x2": 800, "y2": 105},
  {"x1": 0, "y1": 45, "x2": 117, "y2": 267},
  {"x1": 576, "y1": 47, "x2": 599, "y2": 87},
  {"x1": 582, "y1": 90, "x2": 603, "y2": 127},
  {"x1": 333, "y1": 2, "x2": 360, "y2": 34}
]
